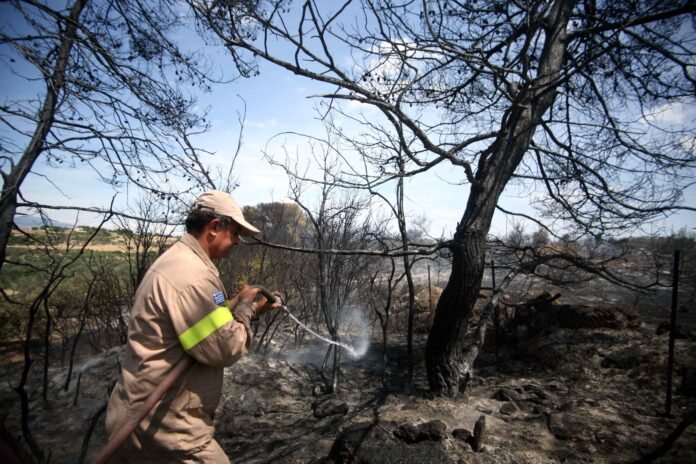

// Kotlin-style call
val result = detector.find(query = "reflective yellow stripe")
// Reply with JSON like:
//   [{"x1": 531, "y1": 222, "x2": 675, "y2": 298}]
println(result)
[{"x1": 178, "y1": 306, "x2": 234, "y2": 351}]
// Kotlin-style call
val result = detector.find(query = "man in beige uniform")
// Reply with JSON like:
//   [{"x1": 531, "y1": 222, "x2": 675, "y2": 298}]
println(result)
[{"x1": 106, "y1": 190, "x2": 278, "y2": 463}]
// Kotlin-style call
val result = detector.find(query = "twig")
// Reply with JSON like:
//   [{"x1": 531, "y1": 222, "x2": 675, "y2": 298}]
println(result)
[
  {"x1": 630, "y1": 408, "x2": 696, "y2": 464},
  {"x1": 248, "y1": 236, "x2": 451, "y2": 257},
  {"x1": 73, "y1": 372, "x2": 82, "y2": 406},
  {"x1": 78, "y1": 402, "x2": 108, "y2": 464}
]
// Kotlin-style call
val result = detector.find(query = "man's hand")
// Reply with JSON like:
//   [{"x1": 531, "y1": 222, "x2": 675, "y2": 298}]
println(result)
[
  {"x1": 234, "y1": 285, "x2": 283, "y2": 316},
  {"x1": 254, "y1": 290, "x2": 283, "y2": 316},
  {"x1": 235, "y1": 285, "x2": 262, "y2": 304}
]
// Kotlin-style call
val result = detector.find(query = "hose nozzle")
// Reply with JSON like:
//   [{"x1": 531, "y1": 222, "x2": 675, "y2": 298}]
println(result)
[{"x1": 250, "y1": 285, "x2": 283, "y2": 305}]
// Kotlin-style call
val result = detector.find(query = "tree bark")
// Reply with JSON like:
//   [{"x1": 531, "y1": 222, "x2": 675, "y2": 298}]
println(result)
[
  {"x1": 42, "y1": 298, "x2": 52, "y2": 402},
  {"x1": 15, "y1": 295, "x2": 48, "y2": 461},
  {"x1": 426, "y1": 0, "x2": 573, "y2": 396},
  {"x1": 426, "y1": 228, "x2": 488, "y2": 394},
  {"x1": 396, "y1": 164, "x2": 417, "y2": 384},
  {"x1": 0, "y1": 0, "x2": 88, "y2": 273}
]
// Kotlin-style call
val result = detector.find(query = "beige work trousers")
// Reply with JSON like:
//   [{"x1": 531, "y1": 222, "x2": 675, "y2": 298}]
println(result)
[{"x1": 106, "y1": 438, "x2": 230, "y2": 463}]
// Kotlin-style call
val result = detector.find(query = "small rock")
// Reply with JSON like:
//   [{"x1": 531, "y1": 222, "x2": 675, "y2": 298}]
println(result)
[
  {"x1": 394, "y1": 420, "x2": 448, "y2": 443},
  {"x1": 601, "y1": 347, "x2": 641, "y2": 369},
  {"x1": 548, "y1": 412, "x2": 593, "y2": 441},
  {"x1": 312, "y1": 398, "x2": 349, "y2": 418},
  {"x1": 531, "y1": 405, "x2": 546, "y2": 415},
  {"x1": 499, "y1": 402, "x2": 517, "y2": 415},
  {"x1": 523, "y1": 384, "x2": 550, "y2": 400},
  {"x1": 329, "y1": 421, "x2": 454, "y2": 463},
  {"x1": 452, "y1": 428, "x2": 472, "y2": 442},
  {"x1": 239, "y1": 388, "x2": 267, "y2": 415},
  {"x1": 493, "y1": 388, "x2": 519, "y2": 402},
  {"x1": 418, "y1": 420, "x2": 448, "y2": 441},
  {"x1": 394, "y1": 423, "x2": 422, "y2": 443},
  {"x1": 475, "y1": 406, "x2": 493, "y2": 415}
]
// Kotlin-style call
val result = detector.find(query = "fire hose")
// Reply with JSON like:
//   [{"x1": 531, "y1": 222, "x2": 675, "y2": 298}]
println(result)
[{"x1": 90, "y1": 286, "x2": 280, "y2": 464}]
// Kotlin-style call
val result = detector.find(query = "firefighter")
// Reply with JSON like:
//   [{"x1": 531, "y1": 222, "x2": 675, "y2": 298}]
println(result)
[{"x1": 105, "y1": 190, "x2": 280, "y2": 463}]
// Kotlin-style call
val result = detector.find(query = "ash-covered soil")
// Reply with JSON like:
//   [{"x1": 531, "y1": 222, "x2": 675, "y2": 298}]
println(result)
[
  {"x1": 1, "y1": 296, "x2": 694, "y2": 463},
  {"x1": 211, "y1": 319, "x2": 696, "y2": 464}
]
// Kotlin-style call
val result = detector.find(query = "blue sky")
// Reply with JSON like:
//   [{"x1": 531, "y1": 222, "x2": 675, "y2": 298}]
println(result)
[
  {"x1": 185, "y1": 63, "x2": 696, "y2": 238},
  {"x1": 195, "y1": 73, "x2": 475, "y2": 238},
  {"x1": 2, "y1": 4, "x2": 695, "y2": 239}
]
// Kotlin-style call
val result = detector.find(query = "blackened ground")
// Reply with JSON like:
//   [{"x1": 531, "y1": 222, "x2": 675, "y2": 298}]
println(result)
[{"x1": 0, "y1": 292, "x2": 694, "y2": 463}]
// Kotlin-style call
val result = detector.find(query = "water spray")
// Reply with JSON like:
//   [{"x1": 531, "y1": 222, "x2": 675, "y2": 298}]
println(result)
[
  {"x1": 234, "y1": 244, "x2": 364, "y2": 355},
  {"x1": 283, "y1": 307, "x2": 360, "y2": 357},
  {"x1": 258, "y1": 287, "x2": 363, "y2": 358}
]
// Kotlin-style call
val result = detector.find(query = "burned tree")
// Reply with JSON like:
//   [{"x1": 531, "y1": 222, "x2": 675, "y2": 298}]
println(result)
[
  {"x1": 0, "y1": 0, "x2": 230, "y2": 274},
  {"x1": 115, "y1": 196, "x2": 177, "y2": 291},
  {"x1": 259, "y1": 133, "x2": 375, "y2": 392},
  {"x1": 192, "y1": 0, "x2": 696, "y2": 395},
  {"x1": 10, "y1": 213, "x2": 112, "y2": 461}
]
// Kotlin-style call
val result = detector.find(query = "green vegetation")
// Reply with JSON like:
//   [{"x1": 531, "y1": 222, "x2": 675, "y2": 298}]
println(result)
[
  {"x1": 9, "y1": 226, "x2": 121, "y2": 247},
  {"x1": 0, "y1": 228, "x2": 133, "y2": 341}
]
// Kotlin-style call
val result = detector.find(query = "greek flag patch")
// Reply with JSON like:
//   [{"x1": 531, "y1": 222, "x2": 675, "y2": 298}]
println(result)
[{"x1": 212, "y1": 290, "x2": 225, "y2": 306}]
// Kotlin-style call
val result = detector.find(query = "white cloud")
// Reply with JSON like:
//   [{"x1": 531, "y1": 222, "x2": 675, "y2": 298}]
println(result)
[
  {"x1": 644, "y1": 99, "x2": 696, "y2": 126},
  {"x1": 341, "y1": 38, "x2": 446, "y2": 117},
  {"x1": 345, "y1": 99, "x2": 374, "y2": 113},
  {"x1": 247, "y1": 117, "x2": 279, "y2": 129}
]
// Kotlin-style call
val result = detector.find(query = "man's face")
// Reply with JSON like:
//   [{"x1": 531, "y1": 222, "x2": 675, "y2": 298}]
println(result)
[{"x1": 210, "y1": 219, "x2": 242, "y2": 259}]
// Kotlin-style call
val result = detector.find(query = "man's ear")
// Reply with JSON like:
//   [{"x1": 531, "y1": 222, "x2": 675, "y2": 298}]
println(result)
[{"x1": 208, "y1": 218, "x2": 221, "y2": 235}]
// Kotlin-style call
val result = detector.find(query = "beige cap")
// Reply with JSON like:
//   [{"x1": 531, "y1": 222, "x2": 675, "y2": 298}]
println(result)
[{"x1": 193, "y1": 190, "x2": 260, "y2": 236}]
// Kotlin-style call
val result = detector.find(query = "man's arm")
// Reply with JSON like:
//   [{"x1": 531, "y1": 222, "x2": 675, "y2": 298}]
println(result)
[{"x1": 169, "y1": 278, "x2": 254, "y2": 368}]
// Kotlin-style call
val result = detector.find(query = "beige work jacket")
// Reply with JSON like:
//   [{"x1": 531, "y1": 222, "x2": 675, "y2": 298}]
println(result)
[{"x1": 105, "y1": 233, "x2": 253, "y2": 458}]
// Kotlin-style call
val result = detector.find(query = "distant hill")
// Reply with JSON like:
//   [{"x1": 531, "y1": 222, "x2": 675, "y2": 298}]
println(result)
[{"x1": 14, "y1": 214, "x2": 73, "y2": 229}]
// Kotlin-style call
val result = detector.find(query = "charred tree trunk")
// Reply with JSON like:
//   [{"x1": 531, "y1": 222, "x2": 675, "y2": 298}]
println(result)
[
  {"x1": 15, "y1": 295, "x2": 48, "y2": 462},
  {"x1": 0, "y1": 0, "x2": 87, "y2": 274},
  {"x1": 426, "y1": 0, "x2": 572, "y2": 396},
  {"x1": 65, "y1": 276, "x2": 97, "y2": 391},
  {"x1": 42, "y1": 298, "x2": 52, "y2": 402},
  {"x1": 426, "y1": 228, "x2": 488, "y2": 394},
  {"x1": 395, "y1": 163, "x2": 417, "y2": 384}
]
